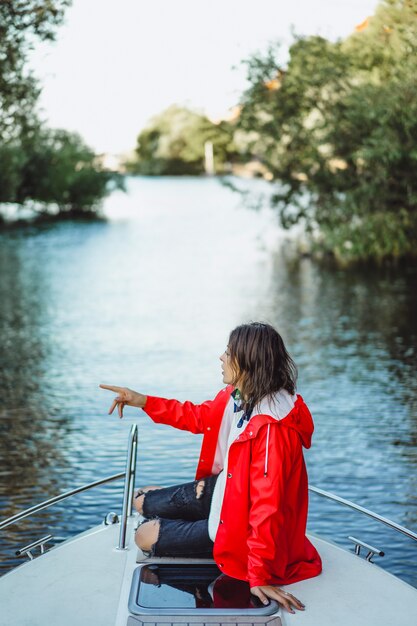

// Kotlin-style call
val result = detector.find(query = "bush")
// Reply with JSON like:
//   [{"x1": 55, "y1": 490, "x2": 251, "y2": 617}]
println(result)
[{"x1": 0, "y1": 128, "x2": 124, "y2": 221}]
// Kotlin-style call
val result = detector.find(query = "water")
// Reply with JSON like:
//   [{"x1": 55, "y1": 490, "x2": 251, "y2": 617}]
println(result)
[{"x1": 0, "y1": 176, "x2": 416, "y2": 586}]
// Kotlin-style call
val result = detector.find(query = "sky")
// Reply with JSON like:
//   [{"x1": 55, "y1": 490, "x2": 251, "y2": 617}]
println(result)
[{"x1": 28, "y1": 0, "x2": 381, "y2": 156}]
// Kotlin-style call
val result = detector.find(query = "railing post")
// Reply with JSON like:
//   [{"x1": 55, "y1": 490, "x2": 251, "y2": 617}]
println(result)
[
  {"x1": 118, "y1": 424, "x2": 138, "y2": 550},
  {"x1": 127, "y1": 433, "x2": 137, "y2": 517}
]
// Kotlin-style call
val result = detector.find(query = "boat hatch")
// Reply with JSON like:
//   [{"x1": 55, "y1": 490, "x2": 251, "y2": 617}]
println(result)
[{"x1": 128, "y1": 563, "x2": 281, "y2": 622}]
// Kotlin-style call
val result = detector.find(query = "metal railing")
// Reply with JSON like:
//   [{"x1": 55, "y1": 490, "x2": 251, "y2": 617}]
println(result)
[
  {"x1": 308, "y1": 484, "x2": 417, "y2": 542},
  {"x1": 0, "y1": 472, "x2": 124, "y2": 531},
  {"x1": 2, "y1": 432, "x2": 416, "y2": 560},
  {"x1": 0, "y1": 424, "x2": 138, "y2": 551}
]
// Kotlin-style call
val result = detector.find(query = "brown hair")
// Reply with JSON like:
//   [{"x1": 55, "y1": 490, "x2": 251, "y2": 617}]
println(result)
[{"x1": 228, "y1": 322, "x2": 297, "y2": 412}]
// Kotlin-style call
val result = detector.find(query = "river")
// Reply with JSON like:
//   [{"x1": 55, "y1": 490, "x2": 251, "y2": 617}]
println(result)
[{"x1": 0, "y1": 176, "x2": 416, "y2": 585}]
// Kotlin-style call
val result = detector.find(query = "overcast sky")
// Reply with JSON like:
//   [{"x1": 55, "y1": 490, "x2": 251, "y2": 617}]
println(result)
[{"x1": 28, "y1": 0, "x2": 380, "y2": 155}]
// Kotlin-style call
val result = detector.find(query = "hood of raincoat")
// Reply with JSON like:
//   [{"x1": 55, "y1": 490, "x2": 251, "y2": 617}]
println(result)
[{"x1": 252, "y1": 389, "x2": 314, "y2": 449}]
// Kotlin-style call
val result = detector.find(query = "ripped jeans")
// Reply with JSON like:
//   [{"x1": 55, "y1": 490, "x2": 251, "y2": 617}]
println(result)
[{"x1": 137, "y1": 474, "x2": 218, "y2": 558}]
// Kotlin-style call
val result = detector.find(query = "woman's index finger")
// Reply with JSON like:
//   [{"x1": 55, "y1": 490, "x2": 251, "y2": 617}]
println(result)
[{"x1": 99, "y1": 384, "x2": 123, "y2": 392}]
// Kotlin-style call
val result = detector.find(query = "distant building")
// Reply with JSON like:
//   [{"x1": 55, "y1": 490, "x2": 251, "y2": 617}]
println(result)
[{"x1": 94, "y1": 153, "x2": 128, "y2": 173}]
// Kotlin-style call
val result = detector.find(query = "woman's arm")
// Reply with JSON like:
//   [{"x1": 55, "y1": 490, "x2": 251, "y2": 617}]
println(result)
[
  {"x1": 100, "y1": 384, "x2": 231, "y2": 434},
  {"x1": 142, "y1": 394, "x2": 219, "y2": 434}
]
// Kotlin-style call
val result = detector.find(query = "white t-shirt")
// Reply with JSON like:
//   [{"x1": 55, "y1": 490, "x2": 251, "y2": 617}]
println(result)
[{"x1": 208, "y1": 396, "x2": 251, "y2": 540}]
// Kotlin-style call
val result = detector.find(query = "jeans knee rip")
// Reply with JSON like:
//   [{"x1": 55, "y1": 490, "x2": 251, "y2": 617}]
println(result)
[
  {"x1": 137, "y1": 518, "x2": 161, "y2": 558},
  {"x1": 195, "y1": 479, "x2": 205, "y2": 499}
]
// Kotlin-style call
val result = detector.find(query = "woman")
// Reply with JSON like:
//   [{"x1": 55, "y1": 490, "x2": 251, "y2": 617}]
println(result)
[{"x1": 100, "y1": 322, "x2": 322, "y2": 613}]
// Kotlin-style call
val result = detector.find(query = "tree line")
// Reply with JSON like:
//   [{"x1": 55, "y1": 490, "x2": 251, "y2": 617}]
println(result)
[
  {"x1": 131, "y1": 0, "x2": 417, "y2": 264},
  {"x1": 1, "y1": 0, "x2": 416, "y2": 264}
]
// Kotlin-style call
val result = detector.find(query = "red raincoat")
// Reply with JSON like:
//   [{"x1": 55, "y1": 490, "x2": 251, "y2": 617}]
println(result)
[{"x1": 144, "y1": 385, "x2": 322, "y2": 587}]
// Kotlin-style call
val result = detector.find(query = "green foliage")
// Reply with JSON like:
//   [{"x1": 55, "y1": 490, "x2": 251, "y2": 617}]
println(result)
[
  {"x1": 1, "y1": 128, "x2": 124, "y2": 216},
  {"x1": 238, "y1": 0, "x2": 417, "y2": 263},
  {"x1": 320, "y1": 210, "x2": 417, "y2": 265},
  {"x1": 0, "y1": 142, "x2": 27, "y2": 203},
  {"x1": 129, "y1": 105, "x2": 238, "y2": 175},
  {"x1": 0, "y1": 1, "x2": 123, "y2": 222},
  {"x1": 0, "y1": 0, "x2": 70, "y2": 140}
]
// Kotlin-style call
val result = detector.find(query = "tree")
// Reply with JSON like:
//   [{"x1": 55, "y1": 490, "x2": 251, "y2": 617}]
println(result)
[
  {"x1": 0, "y1": 1, "x2": 124, "y2": 223},
  {"x1": 237, "y1": 0, "x2": 417, "y2": 263},
  {"x1": 0, "y1": 1, "x2": 70, "y2": 141},
  {"x1": 11, "y1": 128, "x2": 124, "y2": 215},
  {"x1": 129, "y1": 105, "x2": 238, "y2": 175}
]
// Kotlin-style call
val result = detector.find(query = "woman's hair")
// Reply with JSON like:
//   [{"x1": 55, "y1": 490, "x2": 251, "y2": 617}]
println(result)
[{"x1": 228, "y1": 322, "x2": 297, "y2": 411}]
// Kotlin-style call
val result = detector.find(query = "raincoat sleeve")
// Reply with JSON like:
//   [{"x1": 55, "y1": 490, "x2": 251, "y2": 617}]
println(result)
[
  {"x1": 247, "y1": 423, "x2": 300, "y2": 587},
  {"x1": 143, "y1": 387, "x2": 230, "y2": 435}
]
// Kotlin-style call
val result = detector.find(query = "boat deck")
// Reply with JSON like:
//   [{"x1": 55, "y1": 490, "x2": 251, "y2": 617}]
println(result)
[{"x1": 1, "y1": 514, "x2": 416, "y2": 626}]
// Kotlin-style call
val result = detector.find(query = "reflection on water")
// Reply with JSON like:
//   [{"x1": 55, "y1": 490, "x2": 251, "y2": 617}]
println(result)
[{"x1": 0, "y1": 177, "x2": 416, "y2": 586}]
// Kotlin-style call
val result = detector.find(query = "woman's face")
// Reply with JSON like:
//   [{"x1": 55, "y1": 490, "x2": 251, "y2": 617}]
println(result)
[{"x1": 220, "y1": 347, "x2": 237, "y2": 385}]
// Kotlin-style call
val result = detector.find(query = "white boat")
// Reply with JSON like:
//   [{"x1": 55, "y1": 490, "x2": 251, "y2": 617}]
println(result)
[{"x1": 1, "y1": 425, "x2": 416, "y2": 626}]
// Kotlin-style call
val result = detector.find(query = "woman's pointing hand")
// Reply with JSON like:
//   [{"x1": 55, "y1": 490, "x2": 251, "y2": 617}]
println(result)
[{"x1": 99, "y1": 384, "x2": 147, "y2": 418}]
